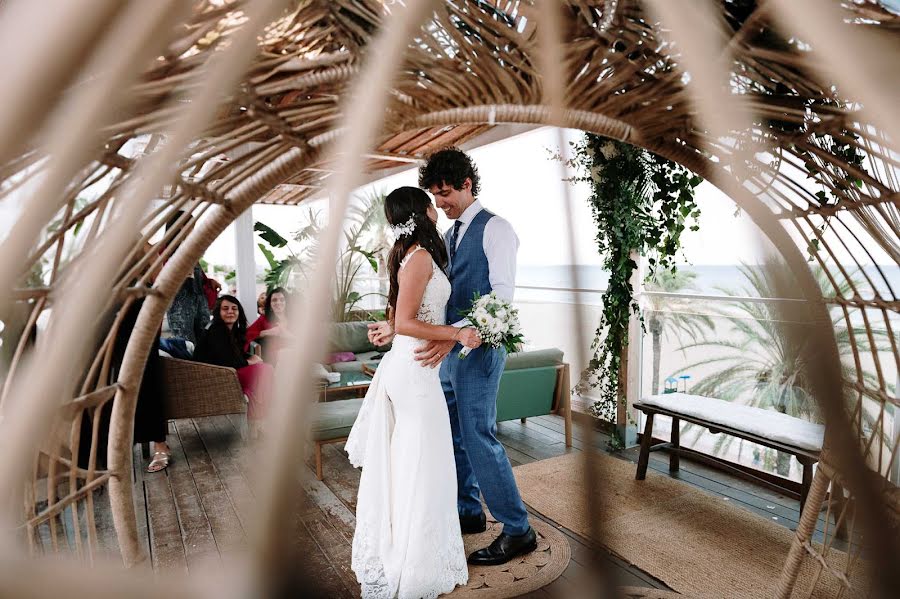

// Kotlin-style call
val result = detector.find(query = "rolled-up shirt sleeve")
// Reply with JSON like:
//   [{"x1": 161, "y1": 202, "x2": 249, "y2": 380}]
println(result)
[{"x1": 484, "y1": 216, "x2": 518, "y2": 302}]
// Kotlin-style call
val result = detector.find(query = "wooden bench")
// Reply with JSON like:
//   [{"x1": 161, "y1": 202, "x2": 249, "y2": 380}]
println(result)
[{"x1": 634, "y1": 393, "x2": 824, "y2": 510}]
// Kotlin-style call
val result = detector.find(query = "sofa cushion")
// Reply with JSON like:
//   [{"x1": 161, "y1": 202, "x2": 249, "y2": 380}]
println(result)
[
  {"x1": 329, "y1": 352, "x2": 384, "y2": 373},
  {"x1": 505, "y1": 347, "x2": 564, "y2": 371},
  {"x1": 311, "y1": 398, "x2": 364, "y2": 441},
  {"x1": 641, "y1": 393, "x2": 824, "y2": 453},
  {"x1": 327, "y1": 351, "x2": 356, "y2": 364},
  {"x1": 329, "y1": 321, "x2": 376, "y2": 354}
]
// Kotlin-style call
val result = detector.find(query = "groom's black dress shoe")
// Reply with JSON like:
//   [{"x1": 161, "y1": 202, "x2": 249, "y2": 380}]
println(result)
[
  {"x1": 467, "y1": 527, "x2": 537, "y2": 565},
  {"x1": 459, "y1": 512, "x2": 487, "y2": 534}
]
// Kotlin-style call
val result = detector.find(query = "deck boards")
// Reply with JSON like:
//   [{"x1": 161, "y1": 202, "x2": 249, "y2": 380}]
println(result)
[{"x1": 109, "y1": 411, "x2": 827, "y2": 596}]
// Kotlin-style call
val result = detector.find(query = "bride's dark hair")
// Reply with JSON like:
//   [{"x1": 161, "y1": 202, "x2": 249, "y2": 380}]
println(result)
[{"x1": 385, "y1": 186, "x2": 448, "y2": 315}]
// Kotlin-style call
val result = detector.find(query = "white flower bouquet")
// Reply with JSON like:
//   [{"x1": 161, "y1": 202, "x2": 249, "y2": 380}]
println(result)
[{"x1": 458, "y1": 292, "x2": 524, "y2": 358}]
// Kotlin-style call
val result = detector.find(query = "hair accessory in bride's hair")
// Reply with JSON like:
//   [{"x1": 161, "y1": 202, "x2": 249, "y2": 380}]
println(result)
[{"x1": 390, "y1": 214, "x2": 416, "y2": 238}]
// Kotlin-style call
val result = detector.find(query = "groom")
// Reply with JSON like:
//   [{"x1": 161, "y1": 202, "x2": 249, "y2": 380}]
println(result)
[
  {"x1": 368, "y1": 148, "x2": 535, "y2": 564},
  {"x1": 417, "y1": 147, "x2": 535, "y2": 565}
]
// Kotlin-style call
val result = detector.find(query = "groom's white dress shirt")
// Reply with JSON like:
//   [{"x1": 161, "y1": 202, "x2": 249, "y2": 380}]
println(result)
[{"x1": 449, "y1": 199, "x2": 519, "y2": 326}]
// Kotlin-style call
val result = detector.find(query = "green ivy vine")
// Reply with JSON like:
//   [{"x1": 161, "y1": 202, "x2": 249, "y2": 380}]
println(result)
[{"x1": 562, "y1": 134, "x2": 702, "y2": 429}]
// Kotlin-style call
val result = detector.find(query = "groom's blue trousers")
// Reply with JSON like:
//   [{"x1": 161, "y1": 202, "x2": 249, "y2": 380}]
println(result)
[{"x1": 440, "y1": 344, "x2": 530, "y2": 536}]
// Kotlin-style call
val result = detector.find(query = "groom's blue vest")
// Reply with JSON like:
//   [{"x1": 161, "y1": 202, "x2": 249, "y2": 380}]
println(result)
[{"x1": 446, "y1": 209, "x2": 494, "y2": 324}]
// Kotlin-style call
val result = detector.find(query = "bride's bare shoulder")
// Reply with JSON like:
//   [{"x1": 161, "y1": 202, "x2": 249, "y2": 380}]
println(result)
[
  {"x1": 399, "y1": 246, "x2": 433, "y2": 275},
  {"x1": 400, "y1": 245, "x2": 427, "y2": 265}
]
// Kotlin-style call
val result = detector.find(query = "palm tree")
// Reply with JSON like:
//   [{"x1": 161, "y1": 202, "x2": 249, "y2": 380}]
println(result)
[
  {"x1": 675, "y1": 262, "x2": 891, "y2": 475},
  {"x1": 332, "y1": 190, "x2": 390, "y2": 320},
  {"x1": 643, "y1": 269, "x2": 714, "y2": 395}
]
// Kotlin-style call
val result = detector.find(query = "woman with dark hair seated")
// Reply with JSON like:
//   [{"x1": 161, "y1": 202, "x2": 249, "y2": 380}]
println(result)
[
  {"x1": 245, "y1": 286, "x2": 294, "y2": 365},
  {"x1": 193, "y1": 295, "x2": 274, "y2": 436}
]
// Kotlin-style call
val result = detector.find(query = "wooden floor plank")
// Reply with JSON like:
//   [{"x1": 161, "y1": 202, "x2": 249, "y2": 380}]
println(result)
[
  {"x1": 300, "y1": 480, "x2": 361, "y2": 597},
  {"x1": 143, "y1": 462, "x2": 187, "y2": 573},
  {"x1": 130, "y1": 444, "x2": 152, "y2": 563},
  {"x1": 91, "y1": 487, "x2": 121, "y2": 559},
  {"x1": 496, "y1": 426, "x2": 574, "y2": 461},
  {"x1": 193, "y1": 416, "x2": 256, "y2": 532},
  {"x1": 164, "y1": 420, "x2": 221, "y2": 571},
  {"x1": 304, "y1": 476, "x2": 357, "y2": 533},
  {"x1": 297, "y1": 519, "x2": 357, "y2": 598},
  {"x1": 304, "y1": 511, "x2": 361, "y2": 598},
  {"x1": 498, "y1": 443, "x2": 535, "y2": 466},
  {"x1": 316, "y1": 444, "x2": 362, "y2": 513},
  {"x1": 173, "y1": 420, "x2": 246, "y2": 557},
  {"x1": 500, "y1": 419, "x2": 567, "y2": 446},
  {"x1": 527, "y1": 416, "x2": 609, "y2": 451}
]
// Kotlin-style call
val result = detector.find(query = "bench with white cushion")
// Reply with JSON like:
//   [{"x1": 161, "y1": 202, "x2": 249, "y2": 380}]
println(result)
[{"x1": 634, "y1": 393, "x2": 825, "y2": 509}]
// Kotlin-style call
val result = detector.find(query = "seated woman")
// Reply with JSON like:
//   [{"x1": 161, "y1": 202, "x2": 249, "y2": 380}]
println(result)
[
  {"x1": 245, "y1": 286, "x2": 294, "y2": 365},
  {"x1": 194, "y1": 295, "x2": 274, "y2": 437}
]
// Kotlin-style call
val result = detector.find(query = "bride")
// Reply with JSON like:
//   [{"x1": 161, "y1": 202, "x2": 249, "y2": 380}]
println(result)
[{"x1": 345, "y1": 186, "x2": 482, "y2": 598}]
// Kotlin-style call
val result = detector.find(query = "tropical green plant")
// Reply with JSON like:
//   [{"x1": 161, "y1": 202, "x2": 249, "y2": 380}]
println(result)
[
  {"x1": 675, "y1": 262, "x2": 891, "y2": 475},
  {"x1": 333, "y1": 190, "x2": 391, "y2": 321},
  {"x1": 254, "y1": 190, "x2": 391, "y2": 321},
  {"x1": 644, "y1": 269, "x2": 713, "y2": 395},
  {"x1": 558, "y1": 133, "x2": 702, "y2": 435},
  {"x1": 255, "y1": 218, "x2": 301, "y2": 290}
]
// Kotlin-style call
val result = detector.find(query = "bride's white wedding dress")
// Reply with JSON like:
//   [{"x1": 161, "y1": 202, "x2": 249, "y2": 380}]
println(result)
[{"x1": 345, "y1": 247, "x2": 468, "y2": 599}]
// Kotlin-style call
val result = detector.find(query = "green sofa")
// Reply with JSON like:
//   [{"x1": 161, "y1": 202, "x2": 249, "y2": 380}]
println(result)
[
  {"x1": 310, "y1": 343, "x2": 570, "y2": 480},
  {"x1": 324, "y1": 321, "x2": 389, "y2": 373}
]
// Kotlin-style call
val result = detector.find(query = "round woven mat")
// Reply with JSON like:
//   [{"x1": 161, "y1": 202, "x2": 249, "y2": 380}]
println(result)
[{"x1": 447, "y1": 514, "x2": 570, "y2": 598}]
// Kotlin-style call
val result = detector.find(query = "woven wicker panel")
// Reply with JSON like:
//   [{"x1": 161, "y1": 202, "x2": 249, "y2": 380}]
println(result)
[{"x1": 159, "y1": 356, "x2": 246, "y2": 420}]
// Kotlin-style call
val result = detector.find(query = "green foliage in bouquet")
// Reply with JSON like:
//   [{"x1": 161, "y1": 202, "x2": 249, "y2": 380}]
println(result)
[{"x1": 560, "y1": 134, "x2": 702, "y2": 425}]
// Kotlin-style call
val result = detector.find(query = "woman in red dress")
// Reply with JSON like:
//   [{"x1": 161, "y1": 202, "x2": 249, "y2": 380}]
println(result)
[{"x1": 245, "y1": 287, "x2": 294, "y2": 365}]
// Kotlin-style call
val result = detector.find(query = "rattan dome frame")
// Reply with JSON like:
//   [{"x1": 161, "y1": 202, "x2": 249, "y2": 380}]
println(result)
[{"x1": 0, "y1": 1, "x2": 897, "y2": 597}]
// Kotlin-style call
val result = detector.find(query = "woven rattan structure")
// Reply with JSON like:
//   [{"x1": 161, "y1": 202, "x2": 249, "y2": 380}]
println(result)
[{"x1": 0, "y1": 1, "x2": 897, "y2": 597}]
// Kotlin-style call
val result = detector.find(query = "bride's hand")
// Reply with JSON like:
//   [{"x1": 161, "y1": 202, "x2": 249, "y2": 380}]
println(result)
[
  {"x1": 457, "y1": 327, "x2": 481, "y2": 349},
  {"x1": 368, "y1": 321, "x2": 394, "y2": 346}
]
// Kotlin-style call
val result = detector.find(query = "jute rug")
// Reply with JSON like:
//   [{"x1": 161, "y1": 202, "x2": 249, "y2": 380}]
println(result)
[
  {"x1": 447, "y1": 512, "x2": 570, "y2": 598},
  {"x1": 514, "y1": 453, "x2": 868, "y2": 599}
]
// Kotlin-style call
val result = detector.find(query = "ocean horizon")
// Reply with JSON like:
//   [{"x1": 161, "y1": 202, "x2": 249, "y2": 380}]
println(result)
[{"x1": 515, "y1": 263, "x2": 900, "y2": 305}]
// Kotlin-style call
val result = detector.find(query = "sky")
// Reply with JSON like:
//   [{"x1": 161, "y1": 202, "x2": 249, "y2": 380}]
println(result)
[{"x1": 203, "y1": 127, "x2": 774, "y2": 270}]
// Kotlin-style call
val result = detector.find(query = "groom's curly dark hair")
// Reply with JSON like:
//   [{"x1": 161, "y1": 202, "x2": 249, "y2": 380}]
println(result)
[{"x1": 418, "y1": 147, "x2": 481, "y2": 198}]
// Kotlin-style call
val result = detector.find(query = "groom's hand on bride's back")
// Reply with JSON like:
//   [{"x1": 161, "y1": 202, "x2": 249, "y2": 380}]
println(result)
[
  {"x1": 415, "y1": 339, "x2": 456, "y2": 368},
  {"x1": 368, "y1": 321, "x2": 394, "y2": 346}
]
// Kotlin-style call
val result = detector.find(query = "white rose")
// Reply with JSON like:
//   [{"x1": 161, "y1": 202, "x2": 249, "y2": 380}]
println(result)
[{"x1": 590, "y1": 164, "x2": 603, "y2": 183}]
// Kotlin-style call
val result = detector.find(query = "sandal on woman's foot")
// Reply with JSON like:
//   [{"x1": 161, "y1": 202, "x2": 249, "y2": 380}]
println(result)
[{"x1": 147, "y1": 451, "x2": 170, "y2": 473}]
